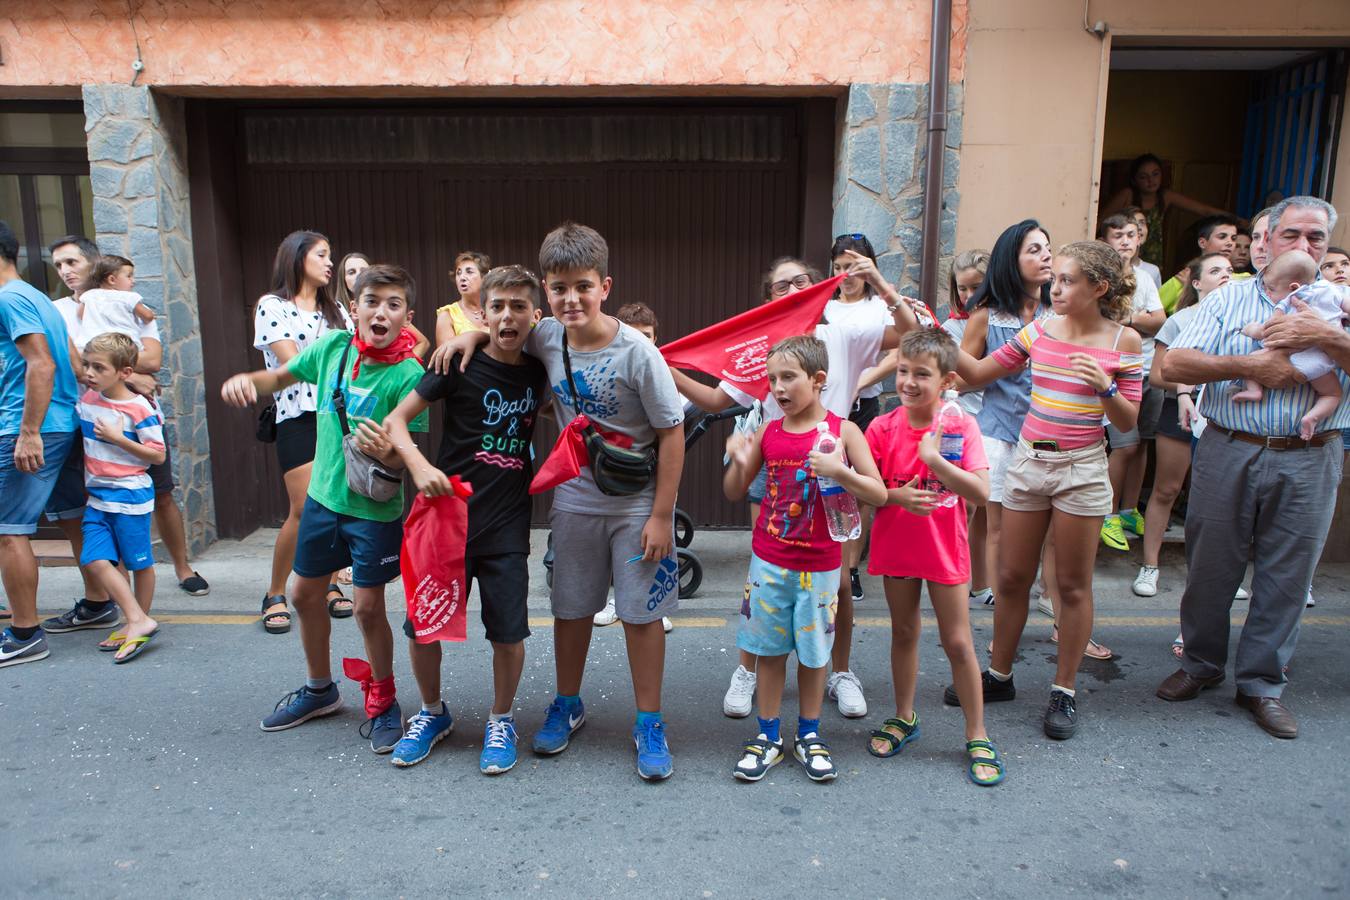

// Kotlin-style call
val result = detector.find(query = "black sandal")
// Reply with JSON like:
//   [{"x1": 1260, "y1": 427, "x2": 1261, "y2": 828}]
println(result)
[
  {"x1": 261, "y1": 594, "x2": 291, "y2": 634},
  {"x1": 326, "y1": 584, "x2": 353, "y2": 619},
  {"x1": 867, "y1": 714, "x2": 921, "y2": 758}
]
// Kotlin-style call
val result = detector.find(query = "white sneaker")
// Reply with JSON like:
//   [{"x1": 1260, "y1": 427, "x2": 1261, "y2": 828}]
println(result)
[
  {"x1": 969, "y1": 587, "x2": 994, "y2": 607},
  {"x1": 662, "y1": 616, "x2": 673, "y2": 633},
  {"x1": 723, "y1": 665, "x2": 757, "y2": 718},
  {"x1": 1234, "y1": 586, "x2": 1250, "y2": 601},
  {"x1": 1035, "y1": 594, "x2": 1055, "y2": 618},
  {"x1": 826, "y1": 670, "x2": 867, "y2": 718},
  {"x1": 593, "y1": 599, "x2": 618, "y2": 626},
  {"x1": 1132, "y1": 565, "x2": 1159, "y2": 597}
]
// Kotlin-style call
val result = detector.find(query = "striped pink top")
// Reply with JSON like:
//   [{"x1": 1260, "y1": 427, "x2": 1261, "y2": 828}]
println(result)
[{"x1": 991, "y1": 319, "x2": 1143, "y2": 449}]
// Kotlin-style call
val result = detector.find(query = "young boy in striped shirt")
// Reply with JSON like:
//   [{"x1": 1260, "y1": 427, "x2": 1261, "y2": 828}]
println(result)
[{"x1": 77, "y1": 332, "x2": 165, "y2": 663}]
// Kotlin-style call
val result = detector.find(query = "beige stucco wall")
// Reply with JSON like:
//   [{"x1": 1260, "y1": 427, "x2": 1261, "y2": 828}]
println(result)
[
  {"x1": 3, "y1": 1, "x2": 965, "y2": 93},
  {"x1": 957, "y1": 0, "x2": 1350, "y2": 253}
]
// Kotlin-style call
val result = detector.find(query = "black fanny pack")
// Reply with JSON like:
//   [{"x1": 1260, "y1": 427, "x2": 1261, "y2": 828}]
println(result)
[{"x1": 563, "y1": 331, "x2": 657, "y2": 496}]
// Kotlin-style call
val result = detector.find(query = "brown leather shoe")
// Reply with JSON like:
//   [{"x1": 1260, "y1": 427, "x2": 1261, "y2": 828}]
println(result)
[
  {"x1": 1156, "y1": 668, "x2": 1225, "y2": 701},
  {"x1": 1235, "y1": 693, "x2": 1298, "y2": 739}
]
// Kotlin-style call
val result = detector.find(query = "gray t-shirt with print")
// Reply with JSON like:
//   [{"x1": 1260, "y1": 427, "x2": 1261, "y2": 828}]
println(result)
[{"x1": 526, "y1": 316, "x2": 685, "y2": 516}]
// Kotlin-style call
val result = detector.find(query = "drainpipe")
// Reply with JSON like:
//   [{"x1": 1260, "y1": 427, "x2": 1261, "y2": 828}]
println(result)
[{"x1": 919, "y1": 0, "x2": 953, "y2": 306}]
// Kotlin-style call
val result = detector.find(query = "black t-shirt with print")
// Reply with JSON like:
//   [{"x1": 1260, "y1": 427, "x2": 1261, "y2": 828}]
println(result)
[{"x1": 415, "y1": 351, "x2": 548, "y2": 556}]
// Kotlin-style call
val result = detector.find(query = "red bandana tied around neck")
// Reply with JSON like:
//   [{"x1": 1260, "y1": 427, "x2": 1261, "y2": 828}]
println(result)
[
  {"x1": 947, "y1": 307, "x2": 969, "y2": 321},
  {"x1": 351, "y1": 327, "x2": 421, "y2": 379}
]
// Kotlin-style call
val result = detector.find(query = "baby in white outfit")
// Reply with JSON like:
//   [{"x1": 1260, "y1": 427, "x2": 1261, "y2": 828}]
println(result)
[
  {"x1": 1235, "y1": 250, "x2": 1350, "y2": 439},
  {"x1": 78, "y1": 255, "x2": 155, "y2": 348}
]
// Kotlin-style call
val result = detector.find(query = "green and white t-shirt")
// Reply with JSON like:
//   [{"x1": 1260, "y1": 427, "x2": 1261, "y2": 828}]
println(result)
[{"x1": 287, "y1": 329, "x2": 428, "y2": 522}]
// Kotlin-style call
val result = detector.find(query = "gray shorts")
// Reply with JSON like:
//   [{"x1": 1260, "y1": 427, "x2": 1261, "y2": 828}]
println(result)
[
  {"x1": 1107, "y1": 382, "x2": 1164, "y2": 448},
  {"x1": 550, "y1": 509, "x2": 679, "y2": 624}
]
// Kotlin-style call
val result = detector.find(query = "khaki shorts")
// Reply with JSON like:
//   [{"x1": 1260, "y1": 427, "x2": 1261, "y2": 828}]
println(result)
[{"x1": 1002, "y1": 439, "x2": 1112, "y2": 517}]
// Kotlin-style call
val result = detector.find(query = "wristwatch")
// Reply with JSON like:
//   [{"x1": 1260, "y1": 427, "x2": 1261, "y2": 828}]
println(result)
[{"x1": 1098, "y1": 382, "x2": 1119, "y2": 399}]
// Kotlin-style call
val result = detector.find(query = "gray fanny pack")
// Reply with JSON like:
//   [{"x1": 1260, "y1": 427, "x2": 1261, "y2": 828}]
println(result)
[{"x1": 333, "y1": 337, "x2": 404, "y2": 503}]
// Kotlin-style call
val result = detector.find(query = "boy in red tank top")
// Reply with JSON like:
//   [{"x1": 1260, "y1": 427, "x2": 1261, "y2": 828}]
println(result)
[{"x1": 723, "y1": 336, "x2": 886, "y2": 782}]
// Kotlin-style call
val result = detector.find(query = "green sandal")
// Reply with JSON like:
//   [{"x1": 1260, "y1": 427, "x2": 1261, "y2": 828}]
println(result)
[
  {"x1": 966, "y1": 739, "x2": 1005, "y2": 786},
  {"x1": 867, "y1": 714, "x2": 920, "y2": 758}
]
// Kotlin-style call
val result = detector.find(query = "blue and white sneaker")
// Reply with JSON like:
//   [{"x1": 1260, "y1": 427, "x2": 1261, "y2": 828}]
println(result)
[
  {"x1": 480, "y1": 718, "x2": 518, "y2": 775},
  {"x1": 260, "y1": 682, "x2": 343, "y2": 731},
  {"x1": 532, "y1": 697, "x2": 584, "y2": 755},
  {"x1": 634, "y1": 719, "x2": 673, "y2": 781},
  {"x1": 41, "y1": 599, "x2": 119, "y2": 633},
  {"x1": 361, "y1": 700, "x2": 405, "y2": 754},
  {"x1": 391, "y1": 703, "x2": 454, "y2": 767},
  {"x1": 0, "y1": 627, "x2": 50, "y2": 669}
]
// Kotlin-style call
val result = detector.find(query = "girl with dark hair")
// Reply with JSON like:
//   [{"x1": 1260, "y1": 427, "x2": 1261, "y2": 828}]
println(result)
[
  {"x1": 950, "y1": 240, "x2": 1143, "y2": 740},
  {"x1": 1101, "y1": 153, "x2": 1230, "y2": 266},
  {"x1": 334, "y1": 252, "x2": 370, "y2": 316},
  {"x1": 253, "y1": 230, "x2": 354, "y2": 634},
  {"x1": 960, "y1": 220, "x2": 1053, "y2": 607}
]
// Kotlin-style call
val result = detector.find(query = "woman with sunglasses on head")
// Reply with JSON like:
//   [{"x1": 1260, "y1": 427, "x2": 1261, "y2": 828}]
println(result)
[
  {"x1": 940, "y1": 241, "x2": 1142, "y2": 740},
  {"x1": 670, "y1": 255, "x2": 923, "y2": 721}
]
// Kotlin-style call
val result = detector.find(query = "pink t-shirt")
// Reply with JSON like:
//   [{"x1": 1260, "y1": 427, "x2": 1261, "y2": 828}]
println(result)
[
  {"x1": 752, "y1": 412, "x2": 845, "y2": 573},
  {"x1": 865, "y1": 406, "x2": 988, "y2": 585}
]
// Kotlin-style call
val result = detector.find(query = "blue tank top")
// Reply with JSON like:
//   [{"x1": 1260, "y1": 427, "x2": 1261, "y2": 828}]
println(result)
[{"x1": 975, "y1": 306, "x2": 1050, "y2": 443}]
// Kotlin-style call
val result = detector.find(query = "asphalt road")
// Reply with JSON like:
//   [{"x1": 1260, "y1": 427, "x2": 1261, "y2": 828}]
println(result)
[{"x1": 2, "y1": 531, "x2": 1348, "y2": 898}]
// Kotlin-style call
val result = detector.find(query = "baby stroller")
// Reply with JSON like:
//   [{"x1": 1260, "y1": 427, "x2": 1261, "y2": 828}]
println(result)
[{"x1": 542, "y1": 404, "x2": 749, "y2": 599}]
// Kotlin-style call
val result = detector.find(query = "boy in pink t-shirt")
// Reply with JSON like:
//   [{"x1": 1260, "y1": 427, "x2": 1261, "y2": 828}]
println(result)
[{"x1": 864, "y1": 330, "x2": 1004, "y2": 786}]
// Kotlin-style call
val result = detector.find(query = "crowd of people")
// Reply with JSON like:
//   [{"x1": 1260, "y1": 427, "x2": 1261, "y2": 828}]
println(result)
[{"x1": 0, "y1": 176, "x2": 1344, "y2": 784}]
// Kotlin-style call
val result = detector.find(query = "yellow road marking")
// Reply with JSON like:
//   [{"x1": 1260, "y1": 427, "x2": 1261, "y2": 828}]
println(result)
[{"x1": 70, "y1": 612, "x2": 1350, "y2": 627}]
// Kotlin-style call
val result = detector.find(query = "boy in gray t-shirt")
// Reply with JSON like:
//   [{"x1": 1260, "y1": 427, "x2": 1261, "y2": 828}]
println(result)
[{"x1": 433, "y1": 223, "x2": 685, "y2": 781}]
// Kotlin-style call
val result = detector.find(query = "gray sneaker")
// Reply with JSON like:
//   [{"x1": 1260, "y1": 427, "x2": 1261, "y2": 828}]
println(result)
[
  {"x1": 0, "y1": 627, "x2": 50, "y2": 668},
  {"x1": 42, "y1": 600, "x2": 119, "y2": 633},
  {"x1": 361, "y1": 700, "x2": 405, "y2": 754}
]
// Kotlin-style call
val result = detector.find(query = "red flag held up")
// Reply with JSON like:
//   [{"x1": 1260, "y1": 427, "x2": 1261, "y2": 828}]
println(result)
[{"x1": 658, "y1": 274, "x2": 845, "y2": 401}]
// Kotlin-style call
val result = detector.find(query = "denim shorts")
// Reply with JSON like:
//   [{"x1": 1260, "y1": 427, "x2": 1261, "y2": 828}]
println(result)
[
  {"x1": 0, "y1": 430, "x2": 79, "y2": 535},
  {"x1": 293, "y1": 496, "x2": 402, "y2": 587},
  {"x1": 44, "y1": 431, "x2": 87, "y2": 521},
  {"x1": 81, "y1": 506, "x2": 154, "y2": 571}
]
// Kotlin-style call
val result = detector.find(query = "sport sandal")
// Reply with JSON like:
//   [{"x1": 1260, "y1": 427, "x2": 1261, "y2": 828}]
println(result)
[
  {"x1": 793, "y1": 735, "x2": 837, "y2": 782},
  {"x1": 868, "y1": 714, "x2": 921, "y2": 758},
  {"x1": 733, "y1": 736, "x2": 784, "y2": 782},
  {"x1": 261, "y1": 594, "x2": 291, "y2": 634},
  {"x1": 966, "y1": 739, "x2": 1006, "y2": 786}
]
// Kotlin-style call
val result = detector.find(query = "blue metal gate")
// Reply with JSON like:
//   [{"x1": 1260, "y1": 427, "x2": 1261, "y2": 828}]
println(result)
[{"x1": 1237, "y1": 50, "x2": 1346, "y2": 217}]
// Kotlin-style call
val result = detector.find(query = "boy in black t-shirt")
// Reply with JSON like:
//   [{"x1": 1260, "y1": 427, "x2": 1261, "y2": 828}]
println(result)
[{"x1": 384, "y1": 264, "x2": 548, "y2": 775}]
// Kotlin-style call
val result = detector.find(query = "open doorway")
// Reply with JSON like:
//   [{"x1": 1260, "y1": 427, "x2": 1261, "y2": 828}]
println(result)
[{"x1": 1098, "y1": 47, "x2": 1346, "y2": 279}]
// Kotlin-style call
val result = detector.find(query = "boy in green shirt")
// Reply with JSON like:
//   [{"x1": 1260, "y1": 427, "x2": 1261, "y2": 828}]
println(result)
[{"x1": 222, "y1": 265, "x2": 427, "y2": 752}]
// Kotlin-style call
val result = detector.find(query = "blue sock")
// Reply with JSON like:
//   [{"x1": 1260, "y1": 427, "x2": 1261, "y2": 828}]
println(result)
[
  {"x1": 798, "y1": 716, "x2": 820, "y2": 738},
  {"x1": 757, "y1": 716, "x2": 781, "y2": 742},
  {"x1": 635, "y1": 710, "x2": 662, "y2": 728},
  {"x1": 305, "y1": 677, "x2": 331, "y2": 691},
  {"x1": 556, "y1": 693, "x2": 581, "y2": 708}
]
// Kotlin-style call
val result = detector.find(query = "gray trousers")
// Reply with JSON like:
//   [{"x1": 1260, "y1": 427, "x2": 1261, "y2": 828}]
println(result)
[{"x1": 1179, "y1": 428, "x2": 1341, "y2": 697}]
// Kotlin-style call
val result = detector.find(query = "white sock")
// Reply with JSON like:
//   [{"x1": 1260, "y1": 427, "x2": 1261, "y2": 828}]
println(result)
[
  {"x1": 489, "y1": 710, "x2": 513, "y2": 722},
  {"x1": 422, "y1": 701, "x2": 444, "y2": 715},
  {"x1": 988, "y1": 668, "x2": 1011, "y2": 682},
  {"x1": 1051, "y1": 683, "x2": 1076, "y2": 697}
]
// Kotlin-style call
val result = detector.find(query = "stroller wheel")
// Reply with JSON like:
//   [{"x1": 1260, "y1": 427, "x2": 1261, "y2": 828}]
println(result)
[
  {"x1": 674, "y1": 510, "x2": 695, "y2": 549},
  {"x1": 676, "y1": 548, "x2": 702, "y2": 599}
]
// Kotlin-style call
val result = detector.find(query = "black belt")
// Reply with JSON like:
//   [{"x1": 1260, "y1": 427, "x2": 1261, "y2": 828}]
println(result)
[{"x1": 1207, "y1": 423, "x2": 1337, "y2": 451}]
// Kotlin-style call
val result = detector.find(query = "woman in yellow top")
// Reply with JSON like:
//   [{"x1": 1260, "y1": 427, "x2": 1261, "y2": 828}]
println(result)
[{"x1": 435, "y1": 250, "x2": 491, "y2": 343}]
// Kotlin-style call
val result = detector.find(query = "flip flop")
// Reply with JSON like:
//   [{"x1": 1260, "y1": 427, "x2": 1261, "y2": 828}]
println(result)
[
  {"x1": 1050, "y1": 626, "x2": 1114, "y2": 660},
  {"x1": 1171, "y1": 637, "x2": 1184, "y2": 660},
  {"x1": 326, "y1": 585, "x2": 353, "y2": 619},
  {"x1": 98, "y1": 630, "x2": 127, "y2": 651},
  {"x1": 113, "y1": 629, "x2": 158, "y2": 664},
  {"x1": 867, "y1": 715, "x2": 921, "y2": 758}
]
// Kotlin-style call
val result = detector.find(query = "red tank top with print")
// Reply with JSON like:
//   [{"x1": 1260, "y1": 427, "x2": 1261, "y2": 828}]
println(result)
[{"x1": 752, "y1": 412, "x2": 844, "y2": 572}]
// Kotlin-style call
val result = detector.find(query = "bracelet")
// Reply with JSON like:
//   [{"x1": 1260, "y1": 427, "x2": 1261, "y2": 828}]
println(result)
[{"x1": 1097, "y1": 382, "x2": 1119, "y2": 399}]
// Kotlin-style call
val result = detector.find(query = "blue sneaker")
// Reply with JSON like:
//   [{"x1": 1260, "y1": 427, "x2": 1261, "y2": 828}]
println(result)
[
  {"x1": 260, "y1": 682, "x2": 343, "y2": 731},
  {"x1": 480, "y1": 718, "x2": 518, "y2": 775},
  {"x1": 0, "y1": 627, "x2": 50, "y2": 669},
  {"x1": 634, "y1": 719, "x2": 673, "y2": 781},
  {"x1": 360, "y1": 700, "x2": 405, "y2": 754},
  {"x1": 391, "y1": 704, "x2": 454, "y2": 767},
  {"x1": 532, "y1": 697, "x2": 584, "y2": 755}
]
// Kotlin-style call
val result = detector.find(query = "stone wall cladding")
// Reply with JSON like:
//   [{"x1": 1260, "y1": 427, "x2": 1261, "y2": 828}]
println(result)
[
  {"x1": 833, "y1": 82, "x2": 964, "y2": 314},
  {"x1": 83, "y1": 84, "x2": 216, "y2": 555}
]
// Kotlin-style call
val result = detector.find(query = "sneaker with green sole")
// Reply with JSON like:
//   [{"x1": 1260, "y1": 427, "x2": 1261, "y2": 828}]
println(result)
[
  {"x1": 1099, "y1": 515, "x2": 1129, "y2": 551},
  {"x1": 1118, "y1": 509, "x2": 1144, "y2": 537}
]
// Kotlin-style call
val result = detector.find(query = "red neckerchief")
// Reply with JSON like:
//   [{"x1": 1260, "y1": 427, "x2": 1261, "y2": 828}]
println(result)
[
  {"x1": 351, "y1": 327, "x2": 420, "y2": 379},
  {"x1": 947, "y1": 308, "x2": 970, "y2": 321}
]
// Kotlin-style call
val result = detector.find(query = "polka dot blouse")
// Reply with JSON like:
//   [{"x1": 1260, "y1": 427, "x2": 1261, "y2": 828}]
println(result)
[{"x1": 252, "y1": 294, "x2": 353, "y2": 423}]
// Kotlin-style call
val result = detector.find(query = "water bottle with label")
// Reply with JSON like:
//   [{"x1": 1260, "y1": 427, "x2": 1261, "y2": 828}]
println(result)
[
  {"x1": 813, "y1": 422, "x2": 862, "y2": 541},
  {"x1": 931, "y1": 390, "x2": 965, "y2": 508}
]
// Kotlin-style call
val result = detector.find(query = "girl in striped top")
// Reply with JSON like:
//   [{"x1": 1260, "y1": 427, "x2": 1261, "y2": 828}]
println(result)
[{"x1": 952, "y1": 241, "x2": 1142, "y2": 742}]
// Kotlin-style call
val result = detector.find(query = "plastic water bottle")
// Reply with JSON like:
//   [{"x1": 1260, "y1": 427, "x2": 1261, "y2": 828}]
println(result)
[
  {"x1": 932, "y1": 390, "x2": 965, "y2": 508},
  {"x1": 813, "y1": 422, "x2": 862, "y2": 541}
]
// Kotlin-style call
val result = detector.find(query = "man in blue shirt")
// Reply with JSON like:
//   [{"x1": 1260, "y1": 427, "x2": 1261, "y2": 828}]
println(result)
[
  {"x1": 0, "y1": 220, "x2": 81, "y2": 668},
  {"x1": 1155, "y1": 196, "x2": 1344, "y2": 740}
]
